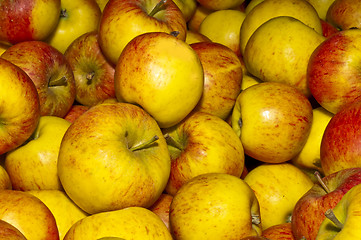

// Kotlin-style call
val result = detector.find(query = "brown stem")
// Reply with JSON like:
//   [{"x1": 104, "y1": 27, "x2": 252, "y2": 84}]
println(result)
[
  {"x1": 164, "y1": 133, "x2": 184, "y2": 151},
  {"x1": 325, "y1": 209, "x2": 343, "y2": 229},
  {"x1": 60, "y1": 8, "x2": 68, "y2": 18},
  {"x1": 314, "y1": 171, "x2": 330, "y2": 194},
  {"x1": 130, "y1": 135, "x2": 159, "y2": 151},
  {"x1": 149, "y1": 0, "x2": 166, "y2": 17},
  {"x1": 86, "y1": 71, "x2": 95, "y2": 85}
]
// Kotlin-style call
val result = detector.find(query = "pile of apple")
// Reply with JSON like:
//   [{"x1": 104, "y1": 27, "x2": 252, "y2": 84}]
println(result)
[{"x1": 0, "y1": 0, "x2": 361, "y2": 239}]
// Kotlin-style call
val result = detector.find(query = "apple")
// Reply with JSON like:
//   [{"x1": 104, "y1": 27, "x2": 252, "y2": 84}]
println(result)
[
  {"x1": 46, "y1": 0, "x2": 101, "y2": 53},
  {"x1": 57, "y1": 102, "x2": 171, "y2": 214},
  {"x1": 5, "y1": 116, "x2": 71, "y2": 191},
  {"x1": 64, "y1": 206, "x2": 172, "y2": 239},
  {"x1": 199, "y1": 9, "x2": 246, "y2": 57},
  {"x1": 239, "y1": 237, "x2": 269, "y2": 240},
  {"x1": 0, "y1": 165, "x2": 11, "y2": 191},
  {"x1": 148, "y1": 193, "x2": 173, "y2": 229},
  {"x1": 241, "y1": 74, "x2": 262, "y2": 90},
  {"x1": 169, "y1": 173, "x2": 262, "y2": 239},
  {"x1": 239, "y1": 0, "x2": 323, "y2": 55},
  {"x1": 114, "y1": 32, "x2": 204, "y2": 128},
  {"x1": 0, "y1": 190, "x2": 59, "y2": 240},
  {"x1": 185, "y1": 30, "x2": 211, "y2": 44},
  {"x1": 326, "y1": 0, "x2": 361, "y2": 30},
  {"x1": 95, "y1": 0, "x2": 109, "y2": 11},
  {"x1": 243, "y1": 16, "x2": 325, "y2": 97},
  {"x1": 190, "y1": 41, "x2": 243, "y2": 120},
  {"x1": 98, "y1": 0, "x2": 187, "y2": 66},
  {"x1": 320, "y1": 18, "x2": 339, "y2": 38},
  {"x1": 0, "y1": 0, "x2": 60, "y2": 45},
  {"x1": 63, "y1": 104, "x2": 90, "y2": 123},
  {"x1": 244, "y1": 163, "x2": 314, "y2": 230},
  {"x1": 187, "y1": 4, "x2": 214, "y2": 32},
  {"x1": 1, "y1": 40, "x2": 76, "y2": 118},
  {"x1": 305, "y1": 0, "x2": 336, "y2": 20},
  {"x1": 316, "y1": 183, "x2": 361, "y2": 239},
  {"x1": 0, "y1": 219, "x2": 27, "y2": 240},
  {"x1": 196, "y1": 0, "x2": 245, "y2": 10},
  {"x1": 261, "y1": 223, "x2": 294, "y2": 240},
  {"x1": 64, "y1": 31, "x2": 116, "y2": 107},
  {"x1": 231, "y1": 82, "x2": 313, "y2": 163},
  {"x1": 320, "y1": 99, "x2": 361, "y2": 176},
  {"x1": 291, "y1": 107, "x2": 334, "y2": 173},
  {"x1": 0, "y1": 58, "x2": 41, "y2": 155},
  {"x1": 308, "y1": 29, "x2": 361, "y2": 114},
  {"x1": 172, "y1": 0, "x2": 197, "y2": 22},
  {"x1": 163, "y1": 111, "x2": 245, "y2": 196},
  {"x1": 292, "y1": 168, "x2": 361, "y2": 240},
  {"x1": 0, "y1": 43, "x2": 9, "y2": 55},
  {"x1": 26, "y1": 190, "x2": 88, "y2": 240},
  {"x1": 244, "y1": 0, "x2": 264, "y2": 14}
]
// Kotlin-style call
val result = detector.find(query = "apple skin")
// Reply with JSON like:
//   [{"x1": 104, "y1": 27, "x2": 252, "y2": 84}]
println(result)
[
  {"x1": 1, "y1": 41, "x2": 76, "y2": 118},
  {"x1": 64, "y1": 31, "x2": 116, "y2": 107},
  {"x1": 305, "y1": 0, "x2": 336, "y2": 20},
  {"x1": 185, "y1": 30, "x2": 211, "y2": 45},
  {"x1": 190, "y1": 41, "x2": 243, "y2": 120},
  {"x1": 196, "y1": 0, "x2": 245, "y2": 11},
  {"x1": 63, "y1": 104, "x2": 90, "y2": 123},
  {"x1": 163, "y1": 111, "x2": 245, "y2": 196},
  {"x1": 0, "y1": 0, "x2": 61, "y2": 45},
  {"x1": 292, "y1": 168, "x2": 361, "y2": 240},
  {"x1": 326, "y1": 0, "x2": 361, "y2": 30},
  {"x1": 320, "y1": 19, "x2": 339, "y2": 38},
  {"x1": 320, "y1": 100, "x2": 361, "y2": 176},
  {"x1": 308, "y1": 28, "x2": 361, "y2": 115},
  {"x1": 0, "y1": 58, "x2": 41, "y2": 155},
  {"x1": 0, "y1": 190, "x2": 59, "y2": 240},
  {"x1": 64, "y1": 207, "x2": 172, "y2": 239},
  {"x1": 26, "y1": 190, "x2": 88, "y2": 240},
  {"x1": 0, "y1": 165, "x2": 11, "y2": 191},
  {"x1": 148, "y1": 193, "x2": 173, "y2": 229},
  {"x1": 5, "y1": 116, "x2": 71, "y2": 191},
  {"x1": 46, "y1": 0, "x2": 101, "y2": 54},
  {"x1": 231, "y1": 82, "x2": 313, "y2": 163},
  {"x1": 316, "y1": 183, "x2": 361, "y2": 239},
  {"x1": 0, "y1": 219, "x2": 27, "y2": 240},
  {"x1": 98, "y1": 0, "x2": 187, "y2": 65},
  {"x1": 57, "y1": 102, "x2": 171, "y2": 214},
  {"x1": 114, "y1": 32, "x2": 204, "y2": 128},
  {"x1": 169, "y1": 173, "x2": 262, "y2": 240},
  {"x1": 261, "y1": 223, "x2": 294, "y2": 240}
]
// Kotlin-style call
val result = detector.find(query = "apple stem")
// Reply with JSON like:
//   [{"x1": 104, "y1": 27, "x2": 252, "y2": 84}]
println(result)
[
  {"x1": 252, "y1": 214, "x2": 261, "y2": 225},
  {"x1": 48, "y1": 76, "x2": 68, "y2": 87},
  {"x1": 86, "y1": 71, "x2": 95, "y2": 85},
  {"x1": 163, "y1": 133, "x2": 184, "y2": 151},
  {"x1": 325, "y1": 209, "x2": 343, "y2": 230},
  {"x1": 314, "y1": 171, "x2": 331, "y2": 194},
  {"x1": 130, "y1": 135, "x2": 159, "y2": 151},
  {"x1": 171, "y1": 31, "x2": 180, "y2": 37},
  {"x1": 149, "y1": 0, "x2": 167, "y2": 17}
]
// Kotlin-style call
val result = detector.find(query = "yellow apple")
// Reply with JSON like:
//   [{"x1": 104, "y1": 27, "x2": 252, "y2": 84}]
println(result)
[
  {"x1": 292, "y1": 107, "x2": 334, "y2": 173},
  {"x1": 244, "y1": 163, "x2": 314, "y2": 229},
  {"x1": 149, "y1": 193, "x2": 173, "y2": 229},
  {"x1": 95, "y1": 0, "x2": 109, "y2": 11},
  {"x1": 231, "y1": 82, "x2": 313, "y2": 163},
  {"x1": 306, "y1": 0, "x2": 336, "y2": 20},
  {"x1": 173, "y1": 0, "x2": 197, "y2": 22},
  {"x1": 199, "y1": 9, "x2": 246, "y2": 57},
  {"x1": 0, "y1": 165, "x2": 11, "y2": 190},
  {"x1": 115, "y1": 32, "x2": 204, "y2": 128},
  {"x1": 243, "y1": 16, "x2": 325, "y2": 97},
  {"x1": 26, "y1": 190, "x2": 88, "y2": 240},
  {"x1": 196, "y1": 0, "x2": 245, "y2": 11},
  {"x1": 0, "y1": 43, "x2": 9, "y2": 55},
  {"x1": 190, "y1": 42, "x2": 243, "y2": 120},
  {"x1": 187, "y1": 4, "x2": 214, "y2": 32},
  {"x1": 58, "y1": 102, "x2": 171, "y2": 214},
  {"x1": 0, "y1": 219, "x2": 27, "y2": 240},
  {"x1": 241, "y1": 74, "x2": 262, "y2": 90},
  {"x1": 316, "y1": 183, "x2": 361, "y2": 239},
  {"x1": 185, "y1": 30, "x2": 211, "y2": 44},
  {"x1": 46, "y1": 0, "x2": 102, "y2": 53},
  {"x1": 170, "y1": 173, "x2": 262, "y2": 239},
  {"x1": 240, "y1": 0, "x2": 323, "y2": 55},
  {"x1": 64, "y1": 207, "x2": 172, "y2": 239},
  {"x1": 5, "y1": 116, "x2": 71, "y2": 191}
]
